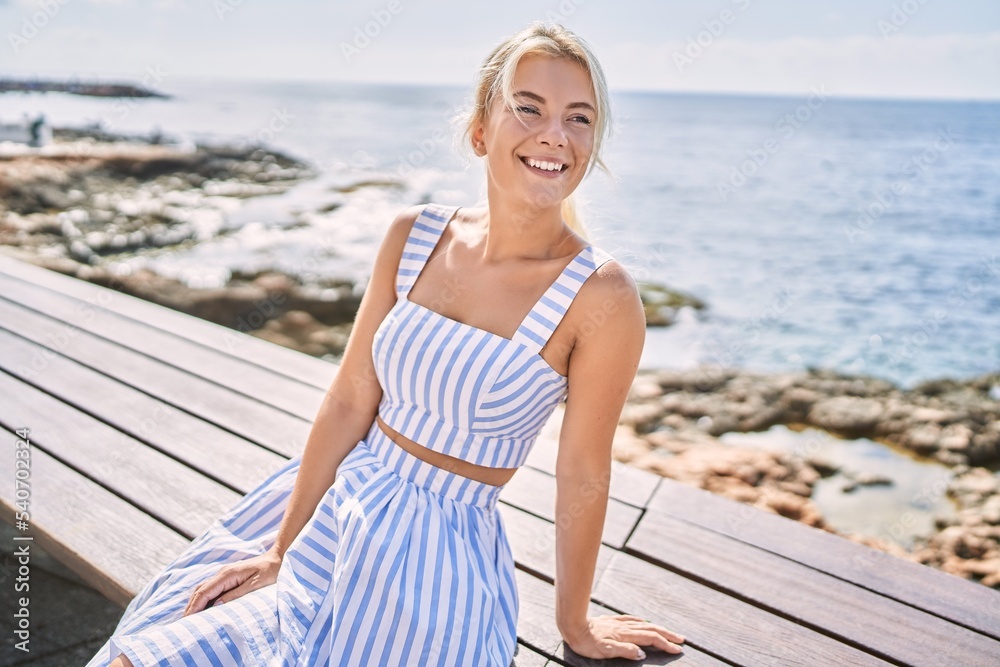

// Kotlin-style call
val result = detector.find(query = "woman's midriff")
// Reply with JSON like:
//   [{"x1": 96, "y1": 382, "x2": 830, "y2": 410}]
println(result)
[{"x1": 375, "y1": 414, "x2": 518, "y2": 487}]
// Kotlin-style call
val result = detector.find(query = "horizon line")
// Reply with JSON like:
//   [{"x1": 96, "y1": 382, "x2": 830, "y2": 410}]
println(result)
[{"x1": 3, "y1": 72, "x2": 999, "y2": 105}]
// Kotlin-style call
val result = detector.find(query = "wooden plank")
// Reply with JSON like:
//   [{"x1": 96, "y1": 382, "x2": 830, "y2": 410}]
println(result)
[
  {"x1": 498, "y1": 502, "x2": 895, "y2": 667},
  {"x1": 501, "y1": 464, "x2": 641, "y2": 549},
  {"x1": 0, "y1": 273, "x2": 325, "y2": 421},
  {"x1": 0, "y1": 250, "x2": 335, "y2": 388},
  {"x1": 0, "y1": 370, "x2": 244, "y2": 539},
  {"x1": 628, "y1": 508, "x2": 1000, "y2": 667},
  {"x1": 524, "y1": 408, "x2": 663, "y2": 510},
  {"x1": 0, "y1": 328, "x2": 286, "y2": 492},
  {"x1": 514, "y1": 569, "x2": 729, "y2": 666},
  {"x1": 648, "y1": 476, "x2": 1000, "y2": 641},
  {"x1": 0, "y1": 298, "x2": 311, "y2": 457},
  {"x1": 0, "y1": 429, "x2": 190, "y2": 608},
  {"x1": 511, "y1": 641, "x2": 550, "y2": 667}
]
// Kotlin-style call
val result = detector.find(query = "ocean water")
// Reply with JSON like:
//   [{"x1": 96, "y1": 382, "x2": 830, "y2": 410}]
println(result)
[{"x1": 3, "y1": 77, "x2": 998, "y2": 389}]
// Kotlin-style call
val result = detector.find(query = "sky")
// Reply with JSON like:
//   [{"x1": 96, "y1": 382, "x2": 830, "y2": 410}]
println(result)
[{"x1": 1, "y1": 0, "x2": 999, "y2": 100}]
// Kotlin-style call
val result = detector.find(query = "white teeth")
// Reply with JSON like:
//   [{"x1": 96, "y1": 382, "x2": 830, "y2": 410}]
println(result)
[{"x1": 526, "y1": 158, "x2": 563, "y2": 172}]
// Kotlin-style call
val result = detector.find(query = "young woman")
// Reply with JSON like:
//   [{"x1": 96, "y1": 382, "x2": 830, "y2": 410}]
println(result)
[{"x1": 94, "y1": 21, "x2": 685, "y2": 666}]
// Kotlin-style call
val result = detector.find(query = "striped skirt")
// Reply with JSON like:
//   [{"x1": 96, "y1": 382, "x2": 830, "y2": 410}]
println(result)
[{"x1": 85, "y1": 419, "x2": 519, "y2": 666}]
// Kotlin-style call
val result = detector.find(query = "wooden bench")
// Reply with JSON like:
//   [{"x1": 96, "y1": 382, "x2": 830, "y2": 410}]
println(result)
[{"x1": 1, "y1": 251, "x2": 998, "y2": 666}]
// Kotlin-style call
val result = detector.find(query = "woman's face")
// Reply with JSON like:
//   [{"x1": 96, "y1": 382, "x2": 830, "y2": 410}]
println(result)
[{"x1": 474, "y1": 54, "x2": 597, "y2": 213}]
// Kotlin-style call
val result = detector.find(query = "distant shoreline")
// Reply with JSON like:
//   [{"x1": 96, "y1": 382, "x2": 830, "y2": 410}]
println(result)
[{"x1": 0, "y1": 77, "x2": 169, "y2": 99}]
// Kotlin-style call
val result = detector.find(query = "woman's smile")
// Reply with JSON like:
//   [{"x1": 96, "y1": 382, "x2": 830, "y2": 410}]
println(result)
[{"x1": 519, "y1": 154, "x2": 569, "y2": 178}]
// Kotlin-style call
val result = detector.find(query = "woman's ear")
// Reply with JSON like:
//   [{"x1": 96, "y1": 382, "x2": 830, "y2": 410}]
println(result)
[{"x1": 471, "y1": 125, "x2": 486, "y2": 157}]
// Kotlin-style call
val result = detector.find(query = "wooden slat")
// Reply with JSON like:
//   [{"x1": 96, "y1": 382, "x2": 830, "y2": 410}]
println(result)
[
  {"x1": 511, "y1": 640, "x2": 551, "y2": 666},
  {"x1": 498, "y1": 502, "x2": 894, "y2": 666},
  {"x1": 0, "y1": 250, "x2": 335, "y2": 388},
  {"x1": 627, "y1": 508, "x2": 1000, "y2": 666},
  {"x1": 514, "y1": 569, "x2": 730, "y2": 666},
  {"x1": 501, "y1": 464, "x2": 641, "y2": 549},
  {"x1": 0, "y1": 298, "x2": 310, "y2": 457},
  {"x1": 0, "y1": 429, "x2": 189, "y2": 608},
  {"x1": 0, "y1": 370, "x2": 243, "y2": 539},
  {"x1": 0, "y1": 328, "x2": 286, "y2": 491},
  {"x1": 0, "y1": 273, "x2": 324, "y2": 420},
  {"x1": 648, "y1": 476, "x2": 1000, "y2": 640}
]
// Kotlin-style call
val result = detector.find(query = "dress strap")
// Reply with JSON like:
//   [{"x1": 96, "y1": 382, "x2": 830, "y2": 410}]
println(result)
[
  {"x1": 512, "y1": 244, "x2": 617, "y2": 353},
  {"x1": 395, "y1": 204, "x2": 460, "y2": 299}
]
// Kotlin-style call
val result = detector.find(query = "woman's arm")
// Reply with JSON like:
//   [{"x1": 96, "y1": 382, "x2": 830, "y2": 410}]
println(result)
[
  {"x1": 184, "y1": 205, "x2": 428, "y2": 615},
  {"x1": 554, "y1": 260, "x2": 685, "y2": 660},
  {"x1": 269, "y1": 205, "x2": 424, "y2": 559}
]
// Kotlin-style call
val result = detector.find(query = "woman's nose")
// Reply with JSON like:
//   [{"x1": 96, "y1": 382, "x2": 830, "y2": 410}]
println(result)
[{"x1": 537, "y1": 117, "x2": 567, "y2": 147}]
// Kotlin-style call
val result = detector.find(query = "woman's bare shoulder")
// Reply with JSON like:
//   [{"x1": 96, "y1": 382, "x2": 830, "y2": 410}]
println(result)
[{"x1": 569, "y1": 256, "x2": 645, "y2": 346}]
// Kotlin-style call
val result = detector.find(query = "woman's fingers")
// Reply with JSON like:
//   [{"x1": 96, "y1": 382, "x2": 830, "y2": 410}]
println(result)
[
  {"x1": 603, "y1": 638, "x2": 647, "y2": 661},
  {"x1": 626, "y1": 616, "x2": 685, "y2": 644},
  {"x1": 629, "y1": 629, "x2": 684, "y2": 654},
  {"x1": 184, "y1": 568, "x2": 239, "y2": 616}
]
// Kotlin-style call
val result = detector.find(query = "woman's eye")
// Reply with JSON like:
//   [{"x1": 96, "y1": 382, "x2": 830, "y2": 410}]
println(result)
[
  {"x1": 516, "y1": 105, "x2": 539, "y2": 115},
  {"x1": 572, "y1": 115, "x2": 593, "y2": 125}
]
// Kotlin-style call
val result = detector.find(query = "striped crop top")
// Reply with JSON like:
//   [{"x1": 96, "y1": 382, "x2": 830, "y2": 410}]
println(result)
[{"x1": 372, "y1": 203, "x2": 616, "y2": 469}]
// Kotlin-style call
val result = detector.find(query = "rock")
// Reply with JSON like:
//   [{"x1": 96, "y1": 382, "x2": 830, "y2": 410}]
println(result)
[
  {"x1": 851, "y1": 471, "x2": 893, "y2": 487},
  {"x1": 628, "y1": 374, "x2": 663, "y2": 401},
  {"x1": 619, "y1": 402, "x2": 664, "y2": 432},
  {"x1": 738, "y1": 405, "x2": 788, "y2": 432},
  {"x1": 782, "y1": 387, "x2": 821, "y2": 416},
  {"x1": 969, "y1": 431, "x2": 1000, "y2": 466},
  {"x1": 949, "y1": 468, "x2": 1000, "y2": 499},
  {"x1": 805, "y1": 457, "x2": 840, "y2": 477},
  {"x1": 637, "y1": 281, "x2": 706, "y2": 327},
  {"x1": 910, "y1": 407, "x2": 961, "y2": 423},
  {"x1": 807, "y1": 396, "x2": 884, "y2": 437},
  {"x1": 610, "y1": 425, "x2": 655, "y2": 463},
  {"x1": 938, "y1": 423, "x2": 973, "y2": 452},
  {"x1": 901, "y1": 423, "x2": 942, "y2": 454}
]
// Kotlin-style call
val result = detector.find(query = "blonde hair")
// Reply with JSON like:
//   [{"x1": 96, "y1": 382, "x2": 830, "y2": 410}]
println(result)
[{"x1": 455, "y1": 21, "x2": 613, "y2": 241}]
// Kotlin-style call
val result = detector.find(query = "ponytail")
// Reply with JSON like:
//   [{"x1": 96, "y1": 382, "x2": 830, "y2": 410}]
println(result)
[{"x1": 560, "y1": 193, "x2": 589, "y2": 242}]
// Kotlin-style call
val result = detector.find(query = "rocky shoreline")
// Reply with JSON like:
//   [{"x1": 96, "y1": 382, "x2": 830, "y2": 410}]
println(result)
[
  {"x1": 620, "y1": 368, "x2": 1000, "y2": 588},
  {"x1": 1, "y1": 127, "x2": 997, "y2": 590}
]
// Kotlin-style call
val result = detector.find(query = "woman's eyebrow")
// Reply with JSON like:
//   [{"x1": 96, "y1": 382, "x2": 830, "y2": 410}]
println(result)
[{"x1": 513, "y1": 90, "x2": 596, "y2": 113}]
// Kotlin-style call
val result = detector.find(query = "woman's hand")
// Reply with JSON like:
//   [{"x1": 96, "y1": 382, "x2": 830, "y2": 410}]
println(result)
[
  {"x1": 182, "y1": 549, "x2": 283, "y2": 617},
  {"x1": 562, "y1": 614, "x2": 685, "y2": 661}
]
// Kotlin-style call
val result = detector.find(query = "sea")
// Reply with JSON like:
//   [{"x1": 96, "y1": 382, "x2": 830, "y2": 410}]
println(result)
[{"x1": 3, "y1": 77, "x2": 999, "y2": 391}]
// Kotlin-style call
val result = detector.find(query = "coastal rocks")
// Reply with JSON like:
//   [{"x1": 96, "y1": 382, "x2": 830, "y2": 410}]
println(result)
[
  {"x1": 912, "y1": 467, "x2": 1000, "y2": 587},
  {"x1": 637, "y1": 282, "x2": 706, "y2": 326},
  {"x1": 628, "y1": 367, "x2": 1000, "y2": 468},
  {"x1": 622, "y1": 430, "x2": 828, "y2": 528},
  {"x1": 252, "y1": 310, "x2": 352, "y2": 359},
  {"x1": 0, "y1": 127, "x2": 315, "y2": 267},
  {"x1": 808, "y1": 396, "x2": 884, "y2": 437},
  {"x1": 620, "y1": 366, "x2": 1000, "y2": 589}
]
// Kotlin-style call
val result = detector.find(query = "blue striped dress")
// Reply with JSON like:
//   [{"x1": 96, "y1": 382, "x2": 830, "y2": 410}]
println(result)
[{"x1": 86, "y1": 203, "x2": 616, "y2": 666}]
